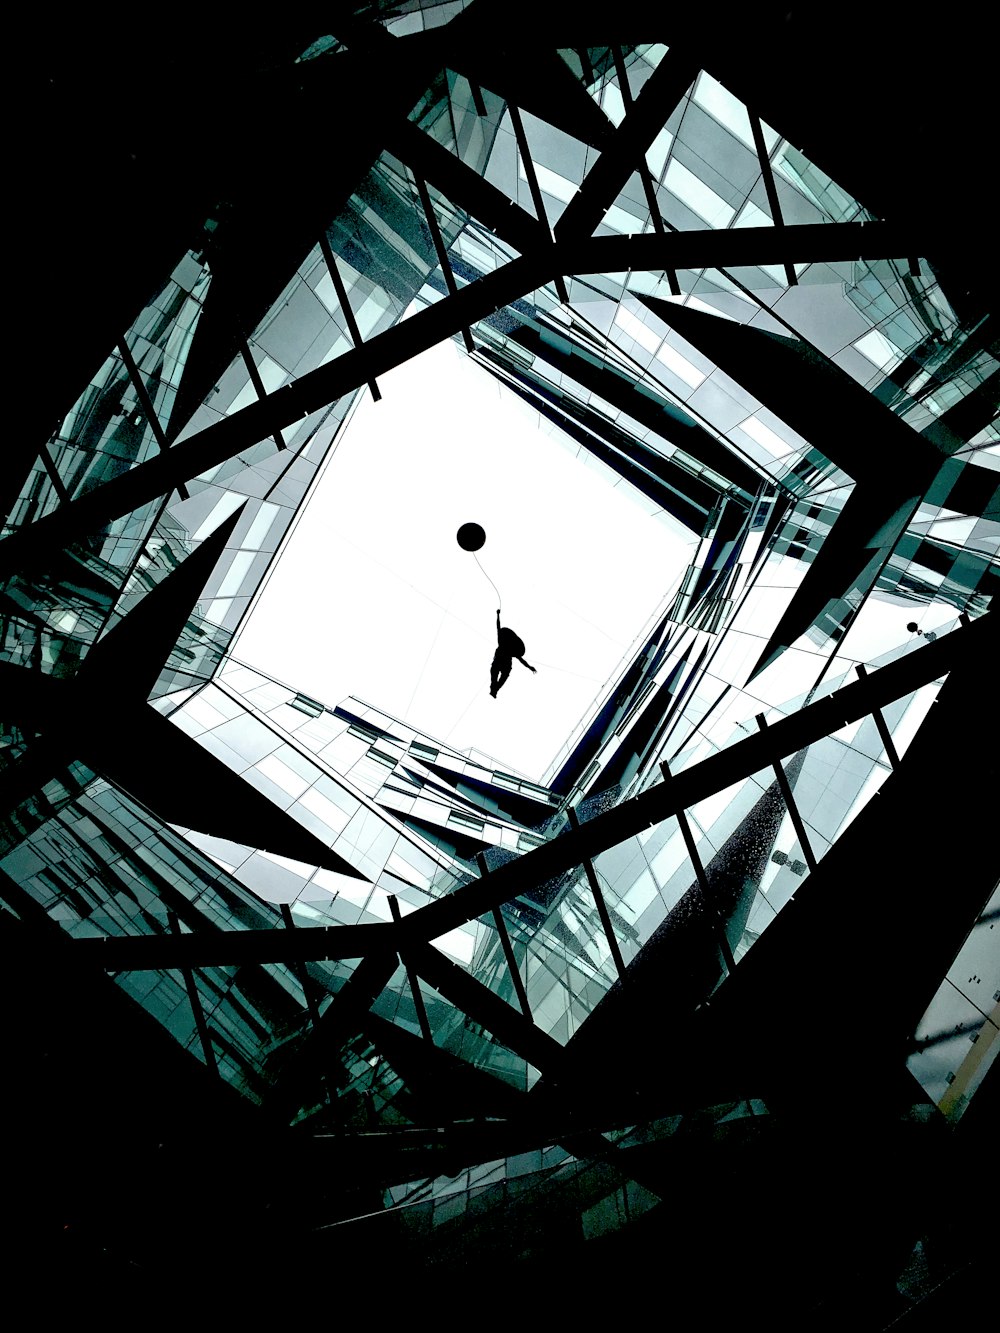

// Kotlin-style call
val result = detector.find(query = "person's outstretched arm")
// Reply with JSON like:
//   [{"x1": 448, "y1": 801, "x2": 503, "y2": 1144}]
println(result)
[
  {"x1": 496, "y1": 609, "x2": 501, "y2": 643},
  {"x1": 516, "y1": 656, "x2": 537, "y2": 674}
]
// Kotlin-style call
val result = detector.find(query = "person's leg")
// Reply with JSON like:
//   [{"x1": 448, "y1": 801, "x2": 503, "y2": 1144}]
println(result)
[
  {"x1": 495, "y1": 658, "x2": 512, "y2": 694},
  {"x1": 490, "y1": 651, "x2": 502, "y2": 696}
]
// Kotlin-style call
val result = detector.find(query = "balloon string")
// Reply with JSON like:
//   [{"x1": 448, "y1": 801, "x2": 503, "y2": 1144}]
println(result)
[{"x1": 473, "y1": 553, "x2": 503, "y2": 612}]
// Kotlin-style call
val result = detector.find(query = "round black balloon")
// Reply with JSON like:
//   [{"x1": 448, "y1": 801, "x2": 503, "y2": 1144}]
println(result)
[{"x1": 456, "y1": 522, "x2": 486, "y2": 552}]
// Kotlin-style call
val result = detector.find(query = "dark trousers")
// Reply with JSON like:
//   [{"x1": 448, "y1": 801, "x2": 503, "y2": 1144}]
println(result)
[{"x1": 490, "y1": 651, "x2": 512, "y2": 695}]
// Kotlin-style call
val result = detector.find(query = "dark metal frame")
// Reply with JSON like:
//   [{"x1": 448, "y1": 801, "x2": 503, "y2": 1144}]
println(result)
[{"x1": 73, "y1": 614, "x2": 986, "y2": 977}]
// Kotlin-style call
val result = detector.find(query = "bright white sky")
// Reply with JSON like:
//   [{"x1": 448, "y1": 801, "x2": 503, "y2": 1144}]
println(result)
[{"x1": 232, "y1": 338, "x2": 694, "y2": 779}]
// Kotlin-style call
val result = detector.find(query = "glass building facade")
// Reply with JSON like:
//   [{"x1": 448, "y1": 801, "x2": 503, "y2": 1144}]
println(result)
[{"x1": 5, "y1": 5, "x2": 996, "y2": 1317}]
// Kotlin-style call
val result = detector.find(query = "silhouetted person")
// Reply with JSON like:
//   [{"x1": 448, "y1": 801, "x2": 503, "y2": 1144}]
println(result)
[{"x1": 490, "y1": 610, "x2": 536, "y2": 697}]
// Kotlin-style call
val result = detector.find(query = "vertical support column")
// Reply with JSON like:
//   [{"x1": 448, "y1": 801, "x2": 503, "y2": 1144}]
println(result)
[
  {"x1": 564, "y1": 809, "x2": 627, "y2": 980},
  {"x1": 118, "y1": 336, "x2": 189, "y2": 497},
  {"x1": 281, "y1": 902, "x2": 333, "y2": 1106},
  {"x1": 611, "y1": 46, "x2": 677, "y2": 271},
  {"x1": 389, "y1": 895, "x2": 432, "y2": 1041},
  {"x1": 167, "y1": 909, "x2": 219, "y2": 1077},
  {"x1": 415, "y1": 175, "x2": 476, "y2": 353},
  {"x1": 611, "y1": 45, "x2": 680, "y2": 295},
  {"x1": 658, "y1": 764, "x2": 737, "y2": 976},
  {"x1": 748, "y1": 111, "x2": 797, "y2": 288},
  {"x1": 38, "y1": 443, "x2": 70, "y2": 503},
  {"x1": 317, "y1": 232, "x2": 382, "y2": 401},
  {"x1": 468, "y1": 79, "x2": 488, "y2": 118},
  {"x1": 238, "y1": 340, "x2": 287, "y2": 450},
  {"x1": 280, "y1": 902, "x2": 323, "y2": 1027},
  {"x1": 508, "y1": 104, "x2": 570, "y2": 304},
  {"x1": 755, "y1": 714, "x2": 818, "y2": 872},
  {"x1": 854, "y1": 664, "x2": 901, "y2": 769},
  {"x1": 476, "y1": 852, "x2": 533, "y2": 1018}
]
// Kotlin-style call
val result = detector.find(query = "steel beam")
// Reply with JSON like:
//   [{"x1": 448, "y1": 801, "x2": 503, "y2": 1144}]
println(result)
[
  {"x1": 755, "y1": 714, "x2": 818, "y2": 873},
  {"x1": 386, "y1": 119, "x2": 545, "y2": 255},
  {"x1": 659, "y1": 761, "x2": 737, "y2": 976},
  {"x1": 476, "y1": 852, "x2": 532, "y2": 1018},
  {"x1": 318, "y1": 233, "x2": 382, "y2": 402},
  {"x1": 553, "y1": 48, "x2": 699, "y2": 242},
  {"x1": 168, "y1": 909, "x2": 219, "y2": 1076},
  {"x1": 565, "y1": 808, "x2": 627, "y2": 980},
  {"x1": 71, "y1": 614, "x2": 991, "y2": 973},
  {"x1": 407, "y1": 941, "x2": 563, "y2": 1075},
  {"x1": 36, "y1": 444, "x2": 70, "y2": 504},
  {"x1": 389, "y1": 894, "x2": 432, "y2": 1041},
  {"x1": 265, "y1": 949, "x2": 400, "y2": 1115},
  {"x1": 508, "y1": 104, "x2": 569, "y2": 303},
  {"x1": 240, "y1": 339, "x2": 287, "y2": 449},
  {"x1": 281, "y1": 902, "x2": 323, "y2": 1028},
  {"x1": 854, "y1": 663, "x2": 901, "y2": 768},
  {"x1": 415, "y1": 173, "x2": 475, "y2": 352},
  {"x1": 0, "y1": 218, "x2": 953, "y2": 580},
  {"x1": 748, "y1": 111, "x2": 796, "y2": 287}
]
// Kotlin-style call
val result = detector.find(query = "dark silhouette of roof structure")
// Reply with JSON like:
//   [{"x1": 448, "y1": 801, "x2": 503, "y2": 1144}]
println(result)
[{"x1": 3, "y1": 6, "x2": 996, "y2": 1318}]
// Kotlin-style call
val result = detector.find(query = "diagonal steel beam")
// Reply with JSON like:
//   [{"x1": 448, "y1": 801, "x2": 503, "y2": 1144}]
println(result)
[
  {"x1": 72, "y1": 613, "x2": 991, "y2": 973},
  {"x1": 639, "y1": 291, "x2": 945, "y2": 487},
  {"x1": 407, "y1": 941, "x2": 563, "y2": 1075},
  {"x1": 498, "y1": 323, "x2": 761, "y2": 495},
  {"x1": 389, "y1": 893, "x2": 432, "y2": 1041},
  {"x1": 415, "y1": 174, "x2": 476, "y2": 352},
  {"x1": 317, "y1": 233, "x2": 382, "y2": 402},
  {"x1": 168, "y1": 908, "x2": 219, "y2": 1076},
  {"x1": 748, "y1": 110, "x2": 796, "y2": 288},
  {"x1": 0, "y1": 219, "x2": 950, "y2": 580},
  {"x1": 609, "y1": 45, "x2": 672, "y2": 284},
  {"x1": 386, "y1": 118, "x2": 546, "y2": 255},
  {"x1": 265, "y1": 949, "x2": 400, "y2": 1116},
  {"x1": 553, "y1": 47, "x2": 700, "y2": 241},
  {"x1": 477, "y1": 850, "x2": 532, "y2": 1017},
  {"x1": 508, "y1": 103, "x2": 569, "y2": 303}
]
